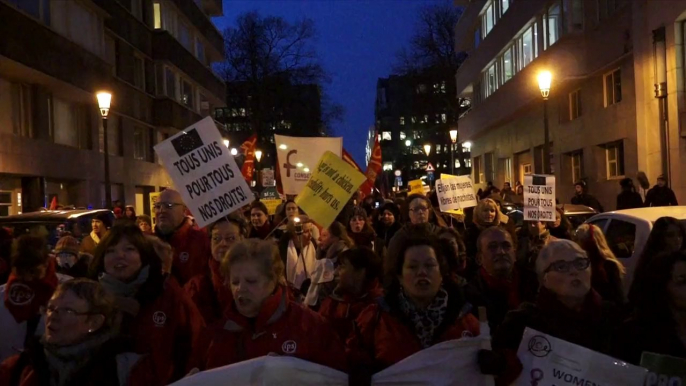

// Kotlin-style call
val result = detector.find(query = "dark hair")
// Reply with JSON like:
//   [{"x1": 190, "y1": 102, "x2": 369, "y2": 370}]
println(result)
[
  {"x1": 635, "y1": 251, "x2": 686, "y2": 324},
  {"x1": 54, "y1": 278, "x2": 119, "y2": 332},
  {"x1": 93, "y1": 212, "x2": 113, "y2": 229},
  {"x1": 208, "y1": 213, "x2": 249, "y2": 239},
  {"x1": 437, "y1": 227, "x2": 467, "y2": 274},
  {"x1": 338, "y1": 247, "x2": 381, "y2": 283},
  {"x1": 403, "y1": 194, "x2": 431, "y2": 222},
  {"x1": 329, "y1": 221, "x2": 354, "y2": 248},
  {"x1": 136, "y1": 215, "x2": 152, "y2": 227},
  {"x1": 11, "y1": 235, "x2": 50, "y2": 277},
  {"x1": 278, "y1": 199, "x2": 303, "y2": 218},
  {"x1": 635, "y1": 217, "x2": 686, "y2": 274},
  {"x1": 384, "y1": 236, "x2": 451, "y2": 294},
  {"x1": 124, "y1": 206, "x2": 136, "y2": 219},
  {"x1": 547, "y1": 207, "x2": 572, "y2": 239},
  {"x1": 250, "y1": 200, "x2": 269, "y2": 216}
]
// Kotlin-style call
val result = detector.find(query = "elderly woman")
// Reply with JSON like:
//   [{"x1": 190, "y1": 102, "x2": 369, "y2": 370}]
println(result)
[
  {"x1": 347, "y1": 236, "x2": 480, "y2": 382},
  {"x1": 185, "y1": 214, "x2": 248, "y2": 324},
  {"x1": 480, "y1": 239, "x2": 620, "y2": 384},
  {"x1": 90, "y1": 225, "x2": 204, "y2": 384},
  {"x1": 195, "y1": 239, "x2": 346, "y2": 371},
  {"x1": 0, "y1": 278, "x2": 151, "y2": 385}
]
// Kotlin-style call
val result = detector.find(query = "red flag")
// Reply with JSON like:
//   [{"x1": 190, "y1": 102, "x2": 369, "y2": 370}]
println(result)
[
  {"x1": 342, "y1": 149, "x2": 363, "y2": 172},
  {"x1": 363, "y1": 133, "x2": 382, "y2": 195},
  {"x1": 49, "y1": 196, "x2": 58, "y2": 210},
  {"x1": 240, "y1": 134, "x2": 258, "y2": 182}
]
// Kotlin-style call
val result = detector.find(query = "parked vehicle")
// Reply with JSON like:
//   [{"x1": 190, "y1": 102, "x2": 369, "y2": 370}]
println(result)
[
  {"x1": 584, "y1": 207, "x2": 686, "y2": 291},
  {"x1": 504, "y1": 203, "x2": 597, "y2": 231}
]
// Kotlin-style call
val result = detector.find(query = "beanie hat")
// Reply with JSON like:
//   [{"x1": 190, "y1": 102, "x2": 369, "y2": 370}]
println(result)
[
  {"x1": 380, "y1": 202, "x2": 400, "y2": 219},
  {"x1": 95, "y1": 212, "x2": 113, "y2": 229},
  {"x1": 574, "y1": 180, "x2": 586, "y2": 188},
  {"x1": 657, "y1": 174, "x2": 667, "y2": 181},
  {"x1": 351, "y1": 206, "x2": 368, "y2": 219},
  {"x1": 54, "y1": 235, "x2": 79, "y2": 256}
]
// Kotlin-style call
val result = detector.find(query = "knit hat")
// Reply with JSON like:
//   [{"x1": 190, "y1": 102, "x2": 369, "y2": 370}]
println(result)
[
  {"x1": 54, "y1": 235, "x2": 79, "y2": 256},
  {"x1": 380, "y1": 202, "x2": 400, "y2": 219},
  {"x1": 94, "y1": 212, "x2": 113, "y2": 229},
  {"x1": 657, "y1": 174, "x2": 667, "y2": 181},
  {"x1": 351, "y1": 206, "x2": 368, "y2": 219}
]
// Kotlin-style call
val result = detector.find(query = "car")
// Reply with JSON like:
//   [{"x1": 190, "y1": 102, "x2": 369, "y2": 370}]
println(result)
[
  {"x1": 503, "y1": 203, "x2": 597, "y2": 231},
  {"x1": 0, "y1": 209, "x2": 115, "y2": 250},
  {"x1": 584, "y1": 206, "x2": 686, "y2": 292}
]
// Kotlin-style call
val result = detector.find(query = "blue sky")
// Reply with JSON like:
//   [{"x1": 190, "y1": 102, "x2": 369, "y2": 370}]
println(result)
[{"x1": 215, "y1": 0, "x2": 448, "y2": 166}]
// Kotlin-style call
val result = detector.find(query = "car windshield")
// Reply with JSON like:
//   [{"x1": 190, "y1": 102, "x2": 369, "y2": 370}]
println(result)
[
  {"x1": 2, "y1": 216, "x2": 96, "y2": 250},
  {"x1": 567, "y1": 213, "x2": 596, "y2": 230}
]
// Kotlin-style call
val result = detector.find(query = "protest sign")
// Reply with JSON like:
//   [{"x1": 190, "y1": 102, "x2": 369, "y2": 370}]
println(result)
[
  {"x1": 523, "y1": 174, "x2": 556, "y2": 222},
  {"x1": 295, "y1": 151, "x2": 366, "y2": 229},
  {"x1": 154, "y1": 117, "x2": 252, "y2": 228},
  {"x1": 275, "y1": 135, "x2": 343, "y2": 195},
  {"x1": 514, "y1": 328, "x2": 647, "y2": 386},
  {"x1": 435, "y1": 174, "x2": 477, "y2": 212},
  {"x1": 262, "y1": 169, "x2": 275, "y2": 186},
  {"x1": 408, "y1": 179, "x2": 424, "y2": 195},
  {"x1": 640, "y1": 352, "x2": 686, "y2": 386},
  {"x1": 149, "y1": 192, "x2": 160, "y2": 227}
]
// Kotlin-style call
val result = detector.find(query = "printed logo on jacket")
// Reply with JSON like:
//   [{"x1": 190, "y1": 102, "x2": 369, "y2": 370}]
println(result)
[
  {"x1": 281, "y1": 340, "x2": 297, "y2": 354},
  {"x1": 179, "y1": 252, "x2": 190, "y2": 263},
  {"x1": 153, "y1": 311, "x2": 167, "y2": 327},
  {"x1": 8, "y1": 283, "x2": 35, "y2": 305}
]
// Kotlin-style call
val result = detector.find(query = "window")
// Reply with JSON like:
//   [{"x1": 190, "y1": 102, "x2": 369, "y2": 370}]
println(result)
[
  {"x1": 153, "y1": 1, "x2": 161, "y2": 28},
  {"x1": 400, "y1": 116, "x2": 405, "y2": 125},
  {"x1": 501, "y1": 45, "x2": 514, "y2": 83},
  {"x1": 545, "y1": 2, "x2": 562, "y2": 49},
  {"x1": 6, "y1": 0, "x2": 50, "y2": 24},
  {"x1": 50, "y1": 0, "x2": 103, "y2": 57},
  {"x1": 239, "y1": 108, "x2": 247, "y2": 117},
  {"x1": 105, "y1": 35, "x2": 116, "y2": 76},
  {"x1": 423, "y1": 114, "x2": 429, "y2": 123},
  {"x1": 473, "y1": 156, "x2": 483, "y2": 183},
  {"x1": 436, "y1": 146, "x2": 442, "y2": 155},
  {"x1": 482, "y1": 2, "x2": 495, "y2": 38},
  {"x1": 440, "y1": 81, "x2": 446, "y2": 93},
  {"x1": 381, "y1": 131, "x2": 392, "y2": 141},
  {"x1": 133, "y1": 54, "x2": 145, "y2": 89},
  {"x1": 195, "y1": 37, "x2": 206, "y2": 65},
  {"x1": 465, "y1": 158, "x2": 472, "y2": 168},
  {"x1": 483, "y1": 63, "x2": 497, "y2": 98},
  {"x1": 164, "y1": 67, "x2": 177, "y2": 98},
  {"x1": 569, "y1": 90, "x2": 582, "y2": 120},
  {"x1": 474, "y1": 28, "x2": 481, "y2": 49},
  {"x1": 181, "y1": 79, "x2": 194, "y2": 108},
  {"x1": 178, "y1": 20, "x2": 192, "y2": 51},
  {"x1": 399, "y1": 131, "x2": 406, "y2": 140},
  {"x1": 133, "y1": 126, "x2": 152, "y2": 162},
  {"x1": 605, "y1": 142, "x2": 624, "y2": 178},
  {"x1": 571, "y1": 0, "x2": 584, "y2": 30},
  {"x1": 411, "y1": 116, "x2": 417, "y2": 124},
  {"x1": 571, "y1": 152, "x2": 583, "y2": 183},
  {"x1": 11, "y1": 83, "x2": 33, "y2": 137},
  {"x1": 199, "y1": 93, "x2": 210, "y2": 116},
  {"x1": 604, "y1": 69, "x2": 622, "y2": 106},
  {"x1": 53, "y1": 97, "x2": 82, "y2": 148},
  {"x1": 522, "y1": 163, "x2": 533, "y2": 175},
  {"x1": 413, "y1": 131, "x2": 421, "y2": 139},
  {"x1": 604, "y1": 219, "x2": 636, "y2": 258},
  {"x1": 382, "y1": 162, "x2": 393, "y2": 171},
  {"x1": 500, "y1": 0, "x2": 509, "y2": 15},
  {"x1": 416, "y1": 84, "x2": 428, "y2": 94},
  {"x1": 518, "y1": 23, "x2": 537, "y2": 70},
  {"x1": 131, "y1": 0, "x2": 143, "y2": 21}
]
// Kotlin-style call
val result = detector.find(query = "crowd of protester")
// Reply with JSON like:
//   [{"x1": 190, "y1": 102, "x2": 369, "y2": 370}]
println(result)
[{"x1": 0, "y1": 183, "x2": 684, "y2": 386}]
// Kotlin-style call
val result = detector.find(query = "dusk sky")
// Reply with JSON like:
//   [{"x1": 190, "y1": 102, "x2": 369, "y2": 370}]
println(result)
[{"x1": 216, "y1": 0, "x2": 449, "y2": 166}]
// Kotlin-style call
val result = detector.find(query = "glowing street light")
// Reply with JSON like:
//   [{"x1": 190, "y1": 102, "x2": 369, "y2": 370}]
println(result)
[
  {"x1": 230, "y1": 148, "x2": 238, "y2": 156},
  {"x1": 537, "y1": 70, "x2": 552, "y2": 100},
  {"x1": 423, "y1": 144, "x2": 432, "y2": 156},
  {"x1": 223, "y1": 139, "x2": 230, "y2": 148},
  {"x1": 405, "y1": 139, "x2": 412, "y2": 147},
  {"x1": 449, "y1": 129, "x2": 458, "y2": 143},
  {"x1": 255, "y1": 150, "x2": 262, "y2": 162},
  {"x1": 96, "y1": 91, "x2": 113, "y2": 208}
]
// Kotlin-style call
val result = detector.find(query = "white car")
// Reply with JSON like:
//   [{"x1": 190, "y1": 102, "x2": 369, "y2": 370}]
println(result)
[{"x1": 584, "y1": 206, "x2": 686, "y2": 292}]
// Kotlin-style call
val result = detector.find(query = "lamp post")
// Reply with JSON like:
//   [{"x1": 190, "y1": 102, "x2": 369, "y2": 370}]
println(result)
[
  {"x1": 449, "y1": 129, "x2": 458, "y2": 175},
  {"x1": 423, "y1": 144, "x2": 432, "y2": 186},
  {"x1": 96, "y1": 91, "x2": 112, "y2": 209},
  {"x1": 538, "y1": 71, "x2": 552, "y2": 175},
  {"x1": 255, "y1": 149, "x2": 263, "y2": 190}
]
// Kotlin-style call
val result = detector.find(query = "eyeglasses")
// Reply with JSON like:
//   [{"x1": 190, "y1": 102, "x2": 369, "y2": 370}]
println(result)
[
  {"x1": 410, "y1": 206, "x2": 429, "y2": 213},
  {"x1": 153, "y1": 202, "x2": 184, "y2": 211},
  {"x1": 41, "y1": 305, "x2": 96, "y2": 318},
  {"x1": 544, "y1": 258, "x2": 590, "y2": 274}
]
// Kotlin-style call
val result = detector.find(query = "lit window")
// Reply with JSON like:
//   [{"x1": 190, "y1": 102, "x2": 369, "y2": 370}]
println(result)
[
  {"x1": 605, "y1": 142, "x2": 624, "y2": 178},
  {"x1": 482, "y1": 2, "x2": 495, "y2": 38},
  {"x1": 411, "y1": 116, "x2": 417, "y2": 124},
  {"x1": 455, "y1": 159, "x2": 461, "y2": 168},
  {"x1": 604, "y1": 69, "x2": 622, "y2": 107},
  {"x1": 400, "y1": 131, "x2": 406, "y2": 140},
  {"x1": 239, "y1": 108, "x2": 247, "y2": 116},
  {"x1": 500, "y1": 0, "x2": 509, "y2": 15},
  {"x1": 423, "y1": 114, "x2": 429, "y2": 123},
  {"x1": 569, "y1": 90, "x2": 582, "y2": 120},
  {"x1": 382, "y1": 131, "x2": 392, "y2": 141},
  {"x1": 545, "y1": 2, "x2": 561, "y2": 48},
  {"x1": 400, "y1": 116, "x2": 405, "y2": 125},
  {"x1": 440, "y1": 81, "x2": 447, "y2": 93},
  {"x1": 501, "y1": 45, "x2": 514, "y2": 83},
  {"x1": 571, "y1": 152, "x2": 583, "y2": 182},
  {"x1": 466, "y1": 158, "x2": 472, "y2": 168},
  {"x1": 383, "y1": 162, "x2": 393, "y2": 171},
  {"x1": 181, "y1": 79, "x2": 194, "y2": 108},
  {"x1": 153, "y1": 2, "x2": 161, "y2": 29},
  {"x1": 441, "y1": 114, "x2": 447, "y2": 123}
]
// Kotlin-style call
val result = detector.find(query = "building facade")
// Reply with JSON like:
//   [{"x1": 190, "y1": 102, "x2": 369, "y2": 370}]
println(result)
[
  {"x1": 0, "y1": 0, "x2": 225, "y2": 215},
  {"x1": 453, "y1": 0, "x2": 686, "y2": 210},
  {"x1": 375, "y1": 73, "x2": 471, "y2": 191}
]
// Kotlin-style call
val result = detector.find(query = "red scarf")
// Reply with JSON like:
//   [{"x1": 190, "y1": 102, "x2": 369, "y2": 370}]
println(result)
[
  {"x1": 479, "y1": 267, "x2": 522, "y2": 310},
  {"x1": 4, "y1": 259, "x2": 59, "y2": 323},
  {"x1": 209, "y1": 258, "x2": 233, "y2": 313}
]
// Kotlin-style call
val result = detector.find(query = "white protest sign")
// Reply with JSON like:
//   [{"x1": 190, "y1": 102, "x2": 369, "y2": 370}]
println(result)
[
  {"x1": 514, "y1": 328, "x2": 647, "y2": 386},
  {"x1": 523, "y1": 174, "x2": 556, "y2": 222},
  {"x1": 275, "y1": 135, "x2": 342, "y2": 195},
  {"x1": 435, "y1": 175, "x2": 478, "y2": 212},
  {"x1": 154, "y1": 117, "x2": 252, "y2": 228}
]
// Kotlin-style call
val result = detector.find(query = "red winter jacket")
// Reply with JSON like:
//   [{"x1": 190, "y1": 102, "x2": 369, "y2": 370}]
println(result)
[
  {"x1": 157, "y1": 220, "x2": 211, "y2": 286},
  {"x1": 124, "y1": 277, "x2": 205, "y2": 385},
  {"x1": 184, "y1": 258, "x2": 233, "y2": 325},
  {"x1": 197, "y1": 286, "x2": 347, "y2": 373},
  {"x1": 346, "y1": 289, "x2": 481, "y2": 373},
  {"x1": 318, "y1": 280, "x2": 384, "y2": 341}
]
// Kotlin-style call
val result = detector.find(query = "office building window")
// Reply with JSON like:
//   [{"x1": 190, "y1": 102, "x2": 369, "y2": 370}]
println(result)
[
  {"x1": 11, "y1": 83, "x2": 33, "y2": 138},
  {"x1": 6, "y1": 0, "x2": 50, "y2": 24},
  {"x1": 571, "y1": 0, "x2": 584, "y2": 30},
  {"x1": 178, "y1": 20, "x2": 192, "y2": 51},
  {"x1": 153, "y1": 1, "x2": 161, "y2": 28},
  {"x1": 605, "y1": 142, "x2": 624, "y2": 178},
  {"x1": 381, "y1": 131, "x2": 392, "y2": 141},
  {"x1": 133, "y1": 125, "x2": 152, "y2": 162},
  {"x1": 500, "y1": 0, "x2": 509, "y2": 15},
  {"x1": 99, "y1": 114, "x2": 122, "y2": 156},
  {"x1": 195, "y1": 37, "x2": 206, "y2": 65},
  {"x1": 441, "y1": 114, "x2": 447, "y2": 123},
  {"x1": 545, "y1": 1, "x2": 562, "y2": 49},
  {"x1": 501, "y1": 45, "x2": 514, "y2": 83},
  {"x1": 571, "y1": 151, "x2": 583, "y2": 183},
  {"x1": 164, "y1": 67, "x2": 176, "y2": 99},
  {"x1": 399, "y1": 131, "x2": 406, "y2": 140},
  {"x1": 50, "y1": 0, "x2": 104, "y2": 57},
  {"x1": 400, "y1": 116, "x2": 405, "y2": 125},
  {"x1": 181, "y1": 80, "x2": 194, "y2": 108},
  {"x1": 131, "y1": 0, "x2": 143, "y2": 21},
  {"x1": 133, "y1": 54, "x2": 145, "y2": 89},
  {"x1": 104, "y1": 35, "x2": 116, "y2": 76},
  {"x1": 474, "y1": 27, "x2": 481, "y2": 49},
  {"x1": 518, "y1": 22, "x2": 537, "y2": 70},
  {"x1": 482, "y1": 2, "x2": 495, "y2": 38},
  {"x1": 569, "y1": 89, "x2": 582, "y2": 120},
  {"x1": 604, "y1": 68, "x2": 622, "y2": 106}
]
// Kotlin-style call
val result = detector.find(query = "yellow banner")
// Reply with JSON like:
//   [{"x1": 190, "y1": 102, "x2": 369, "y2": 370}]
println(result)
[
  {"x1": 408, "y1": 179, "x2": 424, "y2": 196},
  {"x1": 262, "y1": 199, "x2": 281, "y2": 216},
  {"x1": 295, "y1": 151, "x2": 366, "y2": 229},
  {"x1": 150, "y1": 192, "x2": 161, "y2": 227}
]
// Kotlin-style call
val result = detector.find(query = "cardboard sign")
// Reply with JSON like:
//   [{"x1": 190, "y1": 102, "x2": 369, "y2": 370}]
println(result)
[
  {"x1": 523, "y1": 174, "x2": 556, "y2": 222},
  {"x1": 154, "y1": 117, "x2": 252, "y2": 228},
  {"x1": 275, "y1": 135, "x2": 343, "y2": 195},
  {"x1": 435, "y1": 175, "x2": 477, "y2": 212},
  {"x1": 295, "y1": 151, "x2": 366, "y2": 229},
  {"x1": 640, "y1": 352, "x2": 686, "y2": 386},
  {"x1": 262, "y1": 169, "x2": 275, "y2": 187},
  {"x1": 514, "y1": 328, "x2": 647, "y2": 386},
  {"x1": 262, "y1": 199, "x2": 281, "y2": 216},
  {"x1": 149, "y1": 192, "x2": 160, "y2": 227},
  {"x1": 408, "y1": 179, "x2": 424, "y2": 195}
]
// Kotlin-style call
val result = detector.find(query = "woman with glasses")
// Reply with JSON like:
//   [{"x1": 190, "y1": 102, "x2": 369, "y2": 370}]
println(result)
[
  {"x1": 479, "y1": 240, "x2": 620, "y2": 384},
  {"x1": 0, "y1": 278, "x2": 152, "y2": 385},
  {"x1": 387, "y1": 194, "x2": 443, "y2": 263},
  {"x1": 90, "y1": 225, "x2": 204, "y2": 385},
  {"x1": 185, "y1": 214, "x2": 247, "y2": 324}
]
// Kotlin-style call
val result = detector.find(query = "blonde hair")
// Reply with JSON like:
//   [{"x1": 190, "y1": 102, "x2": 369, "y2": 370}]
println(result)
[
  {"x1": 575, "y1": 224, "x2": 626, "y2": 277},
  {"x1": 473, "y1": 198, "x2": 501, "y2": 226},
  {"x1": 220, "y1": 239, "x2": 286, "y2": 286}
]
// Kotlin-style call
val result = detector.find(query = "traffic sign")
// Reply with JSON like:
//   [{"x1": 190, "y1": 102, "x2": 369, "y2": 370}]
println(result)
[{"x1": 426, "y1": 163, "x2": 435, "y2": 172}]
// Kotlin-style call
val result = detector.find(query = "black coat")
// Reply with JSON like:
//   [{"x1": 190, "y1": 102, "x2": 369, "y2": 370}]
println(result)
[
  {"x1": 571, "y1": 193, "x2": 604, "y2": 212},
  {"x1": 374, "y1": 221, "x2": 401, "y2": 247},
  {"x1": 616, "y1": 191, "x2": 643, "y2": 210},
  {"x1": 645, "y1": 185, "x2": 678, "y2": 207},
  {"x1": 610, "y1": 316, "x2": 686, "y2": 365}
]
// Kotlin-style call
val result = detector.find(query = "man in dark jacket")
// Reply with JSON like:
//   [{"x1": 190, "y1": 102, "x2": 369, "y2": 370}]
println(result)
[
  {"x1": 616, "y1": 178, "x2": 643, "y2": 210},
  {"x1": 644, "y1": 174, "x2": 678, "y2": 207},
  {"x1": 571, "y1": 181, "x2": 604, "y2": 212}
]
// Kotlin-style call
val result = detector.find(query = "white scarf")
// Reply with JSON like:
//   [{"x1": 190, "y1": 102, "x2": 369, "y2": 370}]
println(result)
[
  {"x1": 90, "y1": 231, "x2": 101, "y2": 244},
  {"x1": 286, "y1": 240, "x2": 316, "y2": 290}
]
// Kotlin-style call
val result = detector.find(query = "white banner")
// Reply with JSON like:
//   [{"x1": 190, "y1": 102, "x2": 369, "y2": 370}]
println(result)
[
  {"x1": 435, "y1": 175, "x2": 478, "y2": 212},
  {"x1": 523, "y1": 174, "x2": 556, "y2": 222},
  {"x1": 514, "y1": 328, "x2": 647, "y2": 386},
  {"x1": 262, "y1": 169, "x2": 275, "y2": 187},
  {"x1": 154, "y1": 117, "x2": 252, "y2": 228},
  {"x1": 275, "y1": 135, "x2": 342, "y2": 195}
]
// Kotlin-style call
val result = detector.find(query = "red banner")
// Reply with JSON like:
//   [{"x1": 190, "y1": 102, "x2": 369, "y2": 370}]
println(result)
[
  {"x1": 364, "y1": 133, "x2": 382, "y2": 195},
  {"x1": 240, "y1": 134, "x2": 258, "y2": 182}
]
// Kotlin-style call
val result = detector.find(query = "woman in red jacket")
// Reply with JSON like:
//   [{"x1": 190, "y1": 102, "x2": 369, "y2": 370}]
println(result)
[
  {"x1": 90, "y1": 225, "x2": 204, "y2": 385},
  {"x1": 319, "y1": 247, "x2": 383, "y2": 340},
  {"x1": 185, "y1": 214, "x2": 248, "y2": 324},
  {"x1": 346, "y1": 236, "x2": 481, "y2": 381},
  {"x1": 197, "y1": 238, "x2": 347, "y2": 372}
]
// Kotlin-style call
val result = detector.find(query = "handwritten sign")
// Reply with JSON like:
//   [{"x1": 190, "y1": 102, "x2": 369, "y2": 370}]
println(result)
[
  {"x1": 523, "y1": 174, "x2": 556, "y2": 222},
  {"x1": 408, "y1": 180, "x2": 424, "y2": 195},
  {"x1": 514, "y1": 328, "x2": 647, "y2": 386},
  {"x1": 295, "y1": 151, "x2": 365, "y2": 229},
  {"x1": 435, "y1": 175, "x2": 477, "y2": 212},
  {"x1": 154, "y1": 117, "x2": 252, "y2": 228},
  {"x1": 149, "y1": 192, "x2": 160, "y2": 227},
  {"x1": 641, "y1": 352, "x2": 686, "y2": 386}
]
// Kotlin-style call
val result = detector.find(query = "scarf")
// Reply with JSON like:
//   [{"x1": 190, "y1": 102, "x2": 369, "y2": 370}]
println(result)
[
  {"x1": 99, "y1": 265, "x2": 150, "y2": 316},
  {"x1": 209, "y1": 258, "x2": 233, "y2": 311},
  {"x1": 478, "y1": 267, "x2": 522, "y2": 310},
  {"x1": 286, "y1": 240, "x2": 316, "y2": 290},
  {"x1": 42, "y1": 328, "x2": 117, "y2": 386},
  {"x1": 349, "y1": 230, "x2": 376, "y2": 249},
  {"x1": 90, "y1": 231, "x2": 101, "y2": 245},
  {"x1": 4, "y1": 259, "x2": 59, "y2": 323},
  {"x1": 397, "y1": 286, "x2": 449, "y2": 348}
]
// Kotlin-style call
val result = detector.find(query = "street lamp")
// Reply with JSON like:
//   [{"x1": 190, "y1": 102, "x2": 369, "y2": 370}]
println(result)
[
  {"x1": 405, "y1": 139, "x2": 411, "y2": 147},
  {"x1": 96, "y1": 91, "x2": 112, "y2": 209},
  {"x1": 449, "y1": 129, "x2": 458, "y2": 175},
  {"x1": 423, "y1": 144, "x2": 432, "y2": 156},
  {"x1": 223, "y1": 139, "x2": 230, "y2": 148},
  {"x1": 538, "y1": 70, "x2": 552, "y2": 174},
  {"x1": 230, "y1": 148, "x2": 238, "y2": 156},
  {"x1": 254, "y1": 149, "x2": 263, "y2": 191},
  {"x1": 463, "y1": 141, "x2": 472, "y2": 151}
]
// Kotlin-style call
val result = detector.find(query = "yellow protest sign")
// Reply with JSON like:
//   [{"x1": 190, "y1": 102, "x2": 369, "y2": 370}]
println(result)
[
  {"x1": 295, "y1": 151, "x2": 366, "y2": 229},
  {"x1": 408, "y1": 179, "x2": 424, "y2": 195},
  {"x1": 149, "y1": 192, "x2": 161, "y2": 227},
  {"x1": 262, "y1": 199, "x2": 281, "y2": 215},
  {"x1": 438, "y1": 173, "x2": 464, "y2": 215}
]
